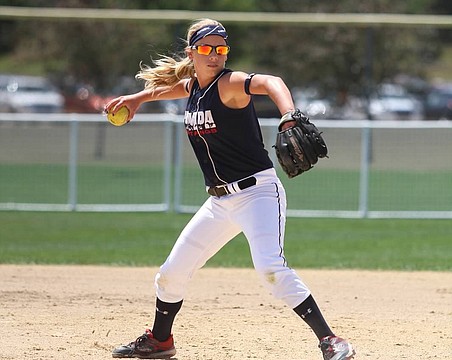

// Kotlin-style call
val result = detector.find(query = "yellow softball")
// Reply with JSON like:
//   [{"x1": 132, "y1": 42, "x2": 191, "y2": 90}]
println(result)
[{"x1": 107, "y1": 106, "x2": 130, "y2": 126}]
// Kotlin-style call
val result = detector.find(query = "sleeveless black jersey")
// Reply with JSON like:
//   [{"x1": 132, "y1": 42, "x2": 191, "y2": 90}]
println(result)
[{"x1": 184, "y1": 69, "x2": 273, "y2": 187}]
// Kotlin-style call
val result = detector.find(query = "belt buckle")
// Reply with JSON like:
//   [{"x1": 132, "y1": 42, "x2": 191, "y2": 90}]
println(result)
[{"x1": 209, "y1": 185, "x2": 228, "y2": 197}]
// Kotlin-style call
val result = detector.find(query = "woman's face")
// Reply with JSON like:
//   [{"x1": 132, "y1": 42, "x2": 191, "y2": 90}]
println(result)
[{"x1": 188, "y1": 35, "x2": 228, "y2": 77}]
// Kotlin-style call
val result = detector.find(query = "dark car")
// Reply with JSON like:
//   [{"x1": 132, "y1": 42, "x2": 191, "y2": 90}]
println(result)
[{"x1": 424, "y1": 84, "x2": 452, "y2": 120}]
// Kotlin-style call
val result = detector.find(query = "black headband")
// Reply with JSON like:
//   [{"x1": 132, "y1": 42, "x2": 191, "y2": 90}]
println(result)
[{"x1": 188, "y1": 24, "x2": 228, "y2": 46}]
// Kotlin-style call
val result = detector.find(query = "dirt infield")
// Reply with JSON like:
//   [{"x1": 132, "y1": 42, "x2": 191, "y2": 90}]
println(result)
[{"x1": 1, "y1": 265, "x2": 450, "y2": 360}]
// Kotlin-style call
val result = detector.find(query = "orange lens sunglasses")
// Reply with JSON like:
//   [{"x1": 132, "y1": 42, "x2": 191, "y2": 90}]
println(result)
[{"x1": 191, "y1": 44, "x2": 230, "y2": 56}]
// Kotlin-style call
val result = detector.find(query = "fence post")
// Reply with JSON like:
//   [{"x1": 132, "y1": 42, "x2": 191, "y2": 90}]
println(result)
[
  {"x1": 68, "y1": 114, "x2": 79, "y2": 211},
  {"x1": 173, "y1": 121, "x2": 184, "y2": 212},
  {"x1": 358, "y1": 124, "x2": 371, "y2": 218},
  {"x1": 163, "y1": 118, "x2": 173, "y2": 212}
]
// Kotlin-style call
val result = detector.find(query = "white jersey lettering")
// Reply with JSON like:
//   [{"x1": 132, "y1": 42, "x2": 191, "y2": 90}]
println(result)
[{"x1": 184, "y1": 110, "x2": 217, "y2": 132}]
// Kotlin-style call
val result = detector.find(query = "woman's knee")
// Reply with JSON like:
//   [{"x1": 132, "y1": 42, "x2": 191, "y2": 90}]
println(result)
[
  {"x1": 255, "y1": 266, "x2": 310, "y2": 304},
  {"x1": 154, "y1": 265, "x2": 189, "y2": 303}
]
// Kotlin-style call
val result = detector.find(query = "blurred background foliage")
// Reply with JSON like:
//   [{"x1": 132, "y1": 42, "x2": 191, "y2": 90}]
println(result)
[{"x1": 0, "y1": 0, "x2": 451, "y2": 100}]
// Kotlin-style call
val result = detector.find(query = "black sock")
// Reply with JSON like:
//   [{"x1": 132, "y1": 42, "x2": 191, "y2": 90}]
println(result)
[
  {"x1": 293, "y1": 295, "x2": 334, "y2": 340},
  {"x1": 151, "y1": 298, "x2": 183, "y2": 342}
]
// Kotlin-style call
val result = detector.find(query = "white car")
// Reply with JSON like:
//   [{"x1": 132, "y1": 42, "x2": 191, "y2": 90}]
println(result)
[
  {"x1": 0, "y1": 74, "x2": 64, "y2": 113},
  {"x1": 369, "y1": 83, "x2": 423, "y2": 120}
]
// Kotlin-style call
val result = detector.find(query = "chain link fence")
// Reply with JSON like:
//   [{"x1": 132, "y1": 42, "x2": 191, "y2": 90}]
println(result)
[{"x1": 1, "y1": 113, "x2": 451, "y2": 218}]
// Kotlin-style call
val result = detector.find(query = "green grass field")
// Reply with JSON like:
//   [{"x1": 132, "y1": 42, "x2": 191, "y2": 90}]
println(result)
[
  {"x1": 2, "y1": 164, "x2": 452, "y2": 211},
  {"x1": 0, "y1": 211, "x2": 450, "y2": 271}
]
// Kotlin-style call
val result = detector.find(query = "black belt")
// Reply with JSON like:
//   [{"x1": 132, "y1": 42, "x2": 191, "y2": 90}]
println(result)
[{"x1": 208, "y1": 176, "x2": 257, "y2": 197}]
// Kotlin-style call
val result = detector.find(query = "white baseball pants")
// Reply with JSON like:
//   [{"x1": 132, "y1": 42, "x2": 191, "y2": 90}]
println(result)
[{"x1": 155, "y1": 168, "x2": 311, "y2": 309}]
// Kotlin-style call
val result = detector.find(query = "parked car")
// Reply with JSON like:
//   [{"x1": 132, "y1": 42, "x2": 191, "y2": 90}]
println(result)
[
  {"x1": 369, "y1": 83, "x2": 423, "y2": 120},
  {"x1": 62, "y1": 83, "x2": 114, "y2": 113},
  {"x1": 0, "y1": 74, "x2": 64, "y2": 113},
  {"x1": 423, "y1": 84, "x2": 452, "y2": 120},
  {"x1": 62, "y1": 77, "x2": 166, "y2": 114}
]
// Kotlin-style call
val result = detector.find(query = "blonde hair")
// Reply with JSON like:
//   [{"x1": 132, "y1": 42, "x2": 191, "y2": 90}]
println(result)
[{"x1": 136, "y1": 19, "x2": 225, "y2": 92}]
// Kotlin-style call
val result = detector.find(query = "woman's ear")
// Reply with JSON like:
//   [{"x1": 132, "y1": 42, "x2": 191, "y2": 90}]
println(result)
[{"x1": 186, "y1": 48, "x2": 193, "y2": 60}]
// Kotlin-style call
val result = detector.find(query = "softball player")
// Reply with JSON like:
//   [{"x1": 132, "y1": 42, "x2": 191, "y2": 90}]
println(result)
[{"x1": 105, "y1": 18, "x2": 355, "y2": 360}]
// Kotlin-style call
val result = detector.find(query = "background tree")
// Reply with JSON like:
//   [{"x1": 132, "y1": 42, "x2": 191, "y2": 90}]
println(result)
[
  {"x1": 245, "y1": 0, "x2": 443, "y2": 103},
  {"x1": 0, "y1": 0, "x2": 449, "y2": 100}
]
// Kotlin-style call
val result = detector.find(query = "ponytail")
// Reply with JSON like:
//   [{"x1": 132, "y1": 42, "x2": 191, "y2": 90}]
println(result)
[
  {"x1": 136, "y1": 55, "x2": 194, "y2": 92},
  {"x1": 135, "y1": 18, "x2": 224, "y2": 93}
]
